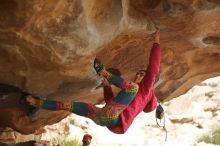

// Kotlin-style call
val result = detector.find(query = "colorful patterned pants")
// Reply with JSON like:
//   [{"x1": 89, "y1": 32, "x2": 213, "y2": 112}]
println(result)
[{"x1": 39, "y1": 70, "x2": 138, "y2": 127}]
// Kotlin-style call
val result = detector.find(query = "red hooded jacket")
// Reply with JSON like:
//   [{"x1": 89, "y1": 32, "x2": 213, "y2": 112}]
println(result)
[{"x1": 104, "y1": 43, "x2": 161, "y2": 134}]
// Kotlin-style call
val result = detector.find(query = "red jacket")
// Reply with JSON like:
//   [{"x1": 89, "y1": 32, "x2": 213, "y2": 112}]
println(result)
[{"x1": 104, "y1": 43, "x2": 161, "y2": 134}]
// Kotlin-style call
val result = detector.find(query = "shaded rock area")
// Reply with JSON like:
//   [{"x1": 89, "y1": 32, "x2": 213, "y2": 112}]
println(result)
[
  {"x1": 0, "y1": 0, "x2": 220, "y2": 135},
  {"x1": 0, "y1": 140, "x2": 56, "y2": 146},
  {"x1": 1, "y1": 76, "x2": 220, "y2": 146}
]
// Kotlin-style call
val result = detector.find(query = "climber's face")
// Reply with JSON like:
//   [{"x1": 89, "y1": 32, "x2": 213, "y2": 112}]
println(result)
[{"x1": 134, "y1": 70, "x2": 146, "y2": 84}]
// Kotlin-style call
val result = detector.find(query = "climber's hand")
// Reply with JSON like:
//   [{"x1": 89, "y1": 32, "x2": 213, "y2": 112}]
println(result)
[
  {"x1": 152, "y1": 28, "x2": 160, "y2": 44},
  {"x1": 102, "y1": 78, "x2": 110, "y2": 87}
]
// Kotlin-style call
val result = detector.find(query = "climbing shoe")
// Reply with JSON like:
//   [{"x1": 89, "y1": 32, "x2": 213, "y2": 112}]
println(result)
[
  {"x1": 27, "y1": 106, "x2": 39, "y2": 118},
  {"x1": 93, "y1": 58, "x2": 104, "y2": 74},
  {"x1": 19, "y1": 92, "x2": 40, "y2": 118}
]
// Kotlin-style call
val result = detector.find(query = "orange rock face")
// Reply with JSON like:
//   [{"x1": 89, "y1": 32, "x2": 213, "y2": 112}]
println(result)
[{"x1": 0, "y1": 0, "x2": 220, "y2": 134}]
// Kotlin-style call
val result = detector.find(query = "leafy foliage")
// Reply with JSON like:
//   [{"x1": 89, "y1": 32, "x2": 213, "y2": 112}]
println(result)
[
  {"x1": 197, "y1": 126, "x2": 220, "y2": 145},
  {"x1": 53, "y1": 135, "x2": 81, "y2": 146}
]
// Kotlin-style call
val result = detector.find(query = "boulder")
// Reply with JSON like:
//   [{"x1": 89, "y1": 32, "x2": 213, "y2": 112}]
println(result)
[{"x1": 0, "y1": 0, "x2": 220, "y2": 134}]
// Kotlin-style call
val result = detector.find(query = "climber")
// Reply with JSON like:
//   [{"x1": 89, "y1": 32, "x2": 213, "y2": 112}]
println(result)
[{"x1": 26, "y1": 28, "x2": 161, "y2": 134}]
